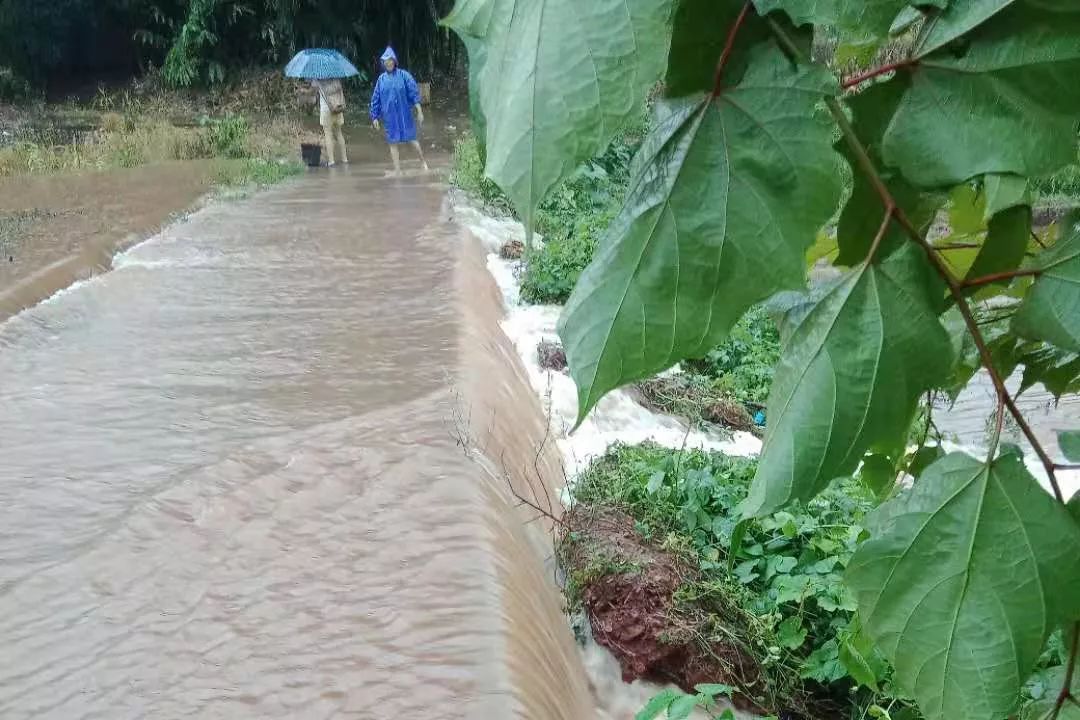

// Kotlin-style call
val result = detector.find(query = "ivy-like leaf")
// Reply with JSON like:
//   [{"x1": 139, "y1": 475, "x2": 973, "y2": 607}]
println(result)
[
  {"x1": 443, "y1": 0, "x2": 670, "y2": 230},
  {"x1": 741, "y1": 245, "x2": 952, "y2": 517},
  {"x1": 1013, "y1": 215, "x2": 1080, "y2": 352},
  {"x1": 847, "y1": 452, "x2": 1080, "y2": 720},
  {"x1": 560, "y1": 48, "x2": 843, "y2": 422},
  {"x1": 884, "y1": 5, "x2": 1080, "y2": 189},
  {"x1": 1018, "y1": 345, "x2": 1080, "y2": 399}
]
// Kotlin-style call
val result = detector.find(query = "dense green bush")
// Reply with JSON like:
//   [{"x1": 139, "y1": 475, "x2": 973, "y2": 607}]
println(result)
[
  {"x1": 686, "y1": 307, "x2": 782, "y2": 407},
  {"x1": 571, "y1": 443, "x2": 907, "y2": 718},
  {"x1": 450, "y1": 132, "x2": 512, "y2": 214},
  {"x1": 520, "y1": 201, "x2": 614, "y2": 304},
  {"x1": 451, "y1": 120, "x2": 645, "y2": 305},
  {"x1": 202, "y1": 113, "x2": 249, "y2": 158}
]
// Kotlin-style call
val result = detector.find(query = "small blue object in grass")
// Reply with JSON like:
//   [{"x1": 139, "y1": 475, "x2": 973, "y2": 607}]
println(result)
[{"x1": 754, "y1": 410, "x2": 766, "y2": 426}]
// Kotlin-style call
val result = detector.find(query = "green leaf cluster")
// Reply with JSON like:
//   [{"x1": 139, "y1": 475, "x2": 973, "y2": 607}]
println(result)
[{"x1": 449, "y1": 0, "x2": 1080, "y2": 718}]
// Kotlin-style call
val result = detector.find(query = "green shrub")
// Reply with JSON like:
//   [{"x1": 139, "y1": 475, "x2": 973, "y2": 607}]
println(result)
[
  {"x1": 1032, "y1": 162, "x2": 1080, "y2": 200},
  {"x1": 216, "y1": 158, "x2": 302, "y2": 189},
  {"x1": 450, "y1": 132, "x2": 512, "y2": 214},
  {"x1": 0, "y1": 66, "x2": 33, "y2": 101},
  {"x1": 451, "y1": 115, "x2": 647, "y2": 306},
  {"x1": 520, "y1": 205, "x2": 613, "y2": 304},
  {"x1": 201, "y1": 113, "x2": 250, "y2": 159},
  {"x1": 686, "y1": 307, "x2": 782, "y2": 406},
  {"x1": 570, "y1": 443, "x2": 907, "y2": 717}
]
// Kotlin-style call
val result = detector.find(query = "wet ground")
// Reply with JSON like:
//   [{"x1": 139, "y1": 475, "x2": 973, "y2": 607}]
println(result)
[
  {"x1": 0, "y1": 124, "x2": 598, "y2": 719},
  {"x1": 0, "y1": 161, "x2": 221, "y2": 319}
]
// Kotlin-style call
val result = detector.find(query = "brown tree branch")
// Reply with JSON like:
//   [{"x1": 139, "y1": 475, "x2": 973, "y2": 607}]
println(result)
[
  {"x1": 1051, "y1": 622, "x2": 1080, "y2": 720},
  {"x1": 962, "y1": 268, "x2": 1041, "y2": 289},
  {"x1": 842, "y1": 59, "x2": 917, "y2": 89},
  {"x1": 713, "y1": 2, "x2": 753, "y2": 96}
]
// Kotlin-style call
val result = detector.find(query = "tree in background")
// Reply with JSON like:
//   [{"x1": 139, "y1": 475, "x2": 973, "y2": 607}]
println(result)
[{"x1": 0, "y1": 0, "x2": 461, "y2": 94}]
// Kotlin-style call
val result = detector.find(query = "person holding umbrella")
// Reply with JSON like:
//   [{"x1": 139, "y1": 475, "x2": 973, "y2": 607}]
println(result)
[
  {"x1": 370, "y1": 47, "x2": 428, "y2": 174},
  {"x1": 314, "y1": 77, "x2": 348, "y2": 166},
  {"x1": 284, "y1": 49, "x2": 359, "y2": 168}
]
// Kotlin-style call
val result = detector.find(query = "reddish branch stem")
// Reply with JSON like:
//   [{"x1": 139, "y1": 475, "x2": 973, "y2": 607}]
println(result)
[
  {"x1": 842, "y1": 60, "x2": 916, "y2": 89},
  {"x1": 713, "y1": 2, "x2": 753, "y2": 96},
  {"x1": 962, "y1": 268, "x2": 1041, "y2": 289},
  {"x1": 1052, "y1": 623, "x2": 1080, "y2": 720},
  {"x1": 867, "y1": 205, "x2": 895, "y2": 260},
  {"x1": 764, "y1": 16, "x2": 1075, "y2": 713},
  {"x1": 935, "y1": 242, "x2": 982, "y2": 250}
]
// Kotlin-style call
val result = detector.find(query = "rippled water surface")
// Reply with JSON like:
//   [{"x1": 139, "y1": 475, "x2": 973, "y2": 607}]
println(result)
[{"x1": 0, "y1": 167, "x2": 594, "y2": 719}]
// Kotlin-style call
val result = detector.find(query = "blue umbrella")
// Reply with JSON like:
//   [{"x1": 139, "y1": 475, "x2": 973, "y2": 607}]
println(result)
[{"x1": 284, "y1": 49, "x2": 359, "y2": 80}]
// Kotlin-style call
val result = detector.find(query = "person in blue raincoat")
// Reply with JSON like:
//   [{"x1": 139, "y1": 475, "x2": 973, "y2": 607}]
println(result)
[{"x1": 370, "y1": 47, "x2": 429, "y2": 174}]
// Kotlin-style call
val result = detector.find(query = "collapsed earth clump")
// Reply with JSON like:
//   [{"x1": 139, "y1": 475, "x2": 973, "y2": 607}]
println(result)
[
  {"x1": 537, "y1": 339, "x2": 567, "y2": 371},
  {"x1": 560, "y1": 505, "x2": 768, "y2": 713},
  {"x1": 499, "y1": 238, "x2": 525, "y2": 260}
]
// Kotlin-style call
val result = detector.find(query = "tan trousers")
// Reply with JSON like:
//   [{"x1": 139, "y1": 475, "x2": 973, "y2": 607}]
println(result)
[{"x1": 321, "y1": 111, "x2": 347, "y2": 165}]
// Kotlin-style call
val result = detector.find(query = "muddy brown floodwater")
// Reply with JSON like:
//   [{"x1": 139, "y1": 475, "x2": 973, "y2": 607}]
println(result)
[
  {"x1": 0, "y1": 161, "x2": 224, "y2": 320},
  {"x1": 0, "y1": 154, "x2": 598, "y2": 718}
]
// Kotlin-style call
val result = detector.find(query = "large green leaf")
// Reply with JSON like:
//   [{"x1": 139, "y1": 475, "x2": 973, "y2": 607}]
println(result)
[
  {"x1": 847, "y1": 452, "x2": 1080, "y2": 720},
  {"x1": 752, "y1": 0, "x2": 909, "y2": 41},
  {"x1": 443, "y1": 0, "x2": 671, "y2": 230},
  {"x1": 559, "y1": 48, "x2": 843, "y2": 421},
  {"x1": 884, "y1": 4, "x2": 1080, "y2": 189},
  {"x1": 741, "y1": 245, "x2": 952, "y2": 517},
  {"x1": 1013, "y1": 215, "x2": 1080, "y2": 352},
  {"x1": 916, "y1": 0, "x2": 1013, "y2": 53}
]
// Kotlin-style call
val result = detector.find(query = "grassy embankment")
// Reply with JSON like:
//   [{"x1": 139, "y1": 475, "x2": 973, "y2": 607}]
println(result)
[{"x1": 0, "y1": 70, "x2": 315, "y2": 191}]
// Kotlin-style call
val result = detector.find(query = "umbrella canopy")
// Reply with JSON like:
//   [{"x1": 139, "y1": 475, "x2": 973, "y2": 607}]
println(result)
[{"x1": 284, "y1": 49, "x2": 359, "y2": 80}]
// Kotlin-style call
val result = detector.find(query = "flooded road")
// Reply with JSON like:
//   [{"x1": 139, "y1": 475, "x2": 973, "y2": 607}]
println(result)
[{"x1": 0, "y1": 165, "x2": 595, "y2": 718}]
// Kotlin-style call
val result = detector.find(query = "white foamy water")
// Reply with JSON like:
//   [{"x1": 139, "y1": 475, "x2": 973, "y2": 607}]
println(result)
[
  {"x1": 454, "y1": 204, "x2": 762, "y2": 485},
  {"x1": 454, "y1": 202, "x2": 758, "y2": 720}
]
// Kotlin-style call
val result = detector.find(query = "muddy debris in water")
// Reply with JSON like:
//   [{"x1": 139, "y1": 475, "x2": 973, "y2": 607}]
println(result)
[
  {"x1": 499, "y1": 238, "x2": 525, "y2": 260},
  {"x1": 537, "y1": 340, "x2": 567, "y2": 372},
  {"x1": 559, "y1": 505, "x2": 766, "y2": 712},
  {"x1": 635, "y1": 374, "x2": 757, "y2": 434}
]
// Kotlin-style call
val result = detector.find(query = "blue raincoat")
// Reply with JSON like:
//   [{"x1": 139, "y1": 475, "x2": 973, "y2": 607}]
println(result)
[{"x1": 370, "y1": 47, "x2": 421, "y2": 144}]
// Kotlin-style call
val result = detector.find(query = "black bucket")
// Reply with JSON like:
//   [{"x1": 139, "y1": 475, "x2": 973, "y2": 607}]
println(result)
[{"x1": 300, "y1": 143, "x2": 322, "y2": 167}]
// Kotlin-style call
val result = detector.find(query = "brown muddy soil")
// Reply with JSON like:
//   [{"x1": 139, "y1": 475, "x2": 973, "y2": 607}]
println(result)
[
  {"x1": 561, "y1": 505, "x2": 766, "y2": 712},
  {"x1": 636, "y1": 374, "x2": 758, "y2": 434},
  {"x1": 0, "y1": 161, "x2": 220, "y2": 319},
  {"x1": 537, "y1": 339, "x2": 567, "y2": 372}
]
